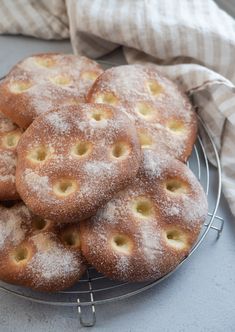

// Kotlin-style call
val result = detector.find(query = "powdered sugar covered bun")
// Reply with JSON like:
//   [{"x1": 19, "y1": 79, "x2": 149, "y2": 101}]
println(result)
[
  {"x1": 87, "y1": 64, "x2": 197, "y2": 162},
  {"x1": 0, "y1": 112, "x2": 22, "y2": 200},
  {"x1": 0, "y1": 53, "x2": 104, "y2": 129},
  {"x1": 16, "y1": 104, "x2": 141, "y2": 223},
  {"x1": 0, "y1": 202, "x2": 86, "y2": 291},
  {"x1": 80, "y1": 150, "x2": 208, "y2": 282}
]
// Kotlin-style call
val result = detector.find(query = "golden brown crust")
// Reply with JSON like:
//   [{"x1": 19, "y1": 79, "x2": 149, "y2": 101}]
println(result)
[
  {"x1": 0, "y1": 53, "x2": 104, "y2": 129},
  {"x1": 0, "y1": 203, "x2": 86, "y2": 292},
  {"x1": 87, "y1": 64, "x2": 198, "y2": 162},
  {"x1": 0, "y1": 111, "x2": 22, "y2": 200},
  {"x1": 16, "y1": 103, "x2": 141, "y2": 223},
  {"x1": 80, "y1": 150, "x2": 208, "y2": 282}
]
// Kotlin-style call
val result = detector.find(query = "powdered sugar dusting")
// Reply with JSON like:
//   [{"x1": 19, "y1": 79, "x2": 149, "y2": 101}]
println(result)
[
  {"x1": 0, "y1": 213, "x2": 23, "y2": 248},
  {"x1": 84, "y1": 161, "x2": 114, "y2": 176},
  {"x1": 89, "y1": 118, "x2": 108, "y2": 129},
  {"x1": 166, "y1": 204, "x2": 181, "y2": 216},
  {"x1": 96, "y1": 198, "x2": 121, "y2": 224},
  {"x1": 162, "y1": 193, "x2": 208, "y2": 224},
  {"x1": 46, "y1": 111, "x2": 71, "y2": 134},
  {"x1": 24, "y1": 169, "x2": 51, "y2": 198},
  {"x1": 182, "y1": 193, "x2": 208, "y2": 222},
  {"x1": 29, "y1": 234, "x2": 80, "y2": 282},
  {"x1": 157, "y1": 160, "x2": 208, "y2": 224},
  {"x1": 0, "y1": 204, "x2": 30, "y2": 249},
  {"x1": 142, "y1": 150, "x2": 169, "y2": 178},
  {"x1": 0, "y1": 112, "x2": 21, "y2": 198},
  {"x1": 103, "y1": 65, "x2": 149, "y2": 100},
  {"x1": 0, "y1": 151, "x2": 16, "y2": 181},
  {"x1": 0, "y1": 112, "x2": 17, "y2": 132},
  {"x1": 139, "y1": 221, "x2": 163, "y2": 262},
  {"x1": 116, "y1": 255, "x2": 130, "y2": 276}
]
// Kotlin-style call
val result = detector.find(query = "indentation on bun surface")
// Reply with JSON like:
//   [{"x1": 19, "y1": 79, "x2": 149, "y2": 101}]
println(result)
[
  {"x1": 10, "y1": 81, "x2": 32, "y2": 93},
  {"x1": 166, "y1": 119, "x2": 186, "y2": 134},
  {"x1": 131, "y1": 197, "x2": 154, "y2": 218},
  {"x1": 90, "y1": 108, "x2": 111, "y2": 121},
  {"x1": 34, "y1": 56, "x2": 55, "y2": 68},
  {"x1": 165, "y1": 179, "x2": 189, "y2": 195},
  {"x1": 49, "y1": 75, "x2": 72, "y2": 86},
  {"x1": 111, "y1": 234, "x2": 133, "y2": 255},
  {"x1": 94, "y1": 92, "x2": 118, "y2": 106},
  {"x1": 32, "y1": 217, "x2": 48, "y2": 231},
  {"x1": 1, "y1": 132, "x2": 21, "y2": 148},
  {"x1": 111, "y1": 142, "x2": 130, "y2": 160},
  {"x1": 135, "y1": 102, "x2": 155, "y2": 120},
  {"x1": 52, "y1": 179, "x2": 78, "y2": 198},
  {"x1": 27, "y1": 146, "x2": 52, "y2": 163},
  {"x1": 138, "y1": 131, "x2": 153, "y2": 149},
  {"x1": 10, "y1": 245, "x2": 31, "y2": 266},
  {"x1": 60, "y1": 227, "x2": 81, "y2": 248},
  {"x1": 164, "y1": 228, "x2": 189, "y2": 250},
  {"x1": 71, "y1": 141, "x2": 92, "y2": 158},
  {"x1": 81, "y1": 71, "x2": 100, "y2": 82},
  {"x1": 146, "y1": 80, "x2": 163, "y2": 96}
]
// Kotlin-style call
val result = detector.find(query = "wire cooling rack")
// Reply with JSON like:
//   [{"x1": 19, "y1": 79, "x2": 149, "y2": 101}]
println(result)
[{"x1": 0, "y1": 64, "x2": 224, "y2": 327}]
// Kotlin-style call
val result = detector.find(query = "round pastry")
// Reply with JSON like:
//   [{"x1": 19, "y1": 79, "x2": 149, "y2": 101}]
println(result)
[
  {"x1": 80, "y1": 150, "x2": 208, "y2": 282},
  {"x1": 87, "y1": 64, "x2": 197, "y2": 162},
  {"x1": 0, "y1": 202, "x2": 86, "y2": 292},
  {"x1": 0, "y1": 111, "x2": 22, "y2": 200},
  {"x1": 0, "y1": 53, "x2": 104, "y2": 129},
  {"x1": 16, "y1": 103, "x2": 141, "y2": 223}
]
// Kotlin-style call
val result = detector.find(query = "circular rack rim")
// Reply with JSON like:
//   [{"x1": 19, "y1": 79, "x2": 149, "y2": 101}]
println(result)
[{"x1": 0, "y1": 114, "x2": 222, "y2": 307}]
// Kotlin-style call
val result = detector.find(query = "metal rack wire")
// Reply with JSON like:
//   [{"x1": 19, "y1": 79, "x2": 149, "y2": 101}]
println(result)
[{"x1": 0, "y1": 68, "x2": 224, "y2": 327}]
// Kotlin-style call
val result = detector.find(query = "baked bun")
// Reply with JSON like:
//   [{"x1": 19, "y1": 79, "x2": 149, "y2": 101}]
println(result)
[
  {"x1": 0, "y1": 53, "x2": 104, "y2": 128},
  {"x1": 0, "y1": 111, "x2": 22, "y2": 200},
  {"x1": 80, "y1": 150, "x2": 208, "y2": 282},
  {"x1": 87, "y1": 64, "x2": 197, "y2": 162},
  {"x1": 0, "y1": 203, "x2": 86, "y2": 291},
  {"x1": 16, "y1": 104, "x2": 141, "y2": 223}
]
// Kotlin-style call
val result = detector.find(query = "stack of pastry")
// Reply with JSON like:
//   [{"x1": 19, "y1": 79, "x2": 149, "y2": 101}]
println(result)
[{"x1": 0, "y1": 53, "x2": 207, "y2": 292}]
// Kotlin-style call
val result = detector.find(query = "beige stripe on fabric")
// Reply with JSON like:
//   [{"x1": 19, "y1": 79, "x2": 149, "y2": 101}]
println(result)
[
  {"x1": 220, "y1": 97, "x2": 235, "y2": 118},
  {"x1": 34, "y1": 1, "x2": 69, "y2": 39},
  {"x1": 0, "y1": 0, "x2": 69, "y2": 39},
  {"x1": 66, "y1": 0, "x2": 119, "y2": 57},
  {"x1": 0, "y1": 1, "x2": 22, "y2": 34},
  {"x1": 15, "y1": 2, "x2": 40, "y2": 38}
]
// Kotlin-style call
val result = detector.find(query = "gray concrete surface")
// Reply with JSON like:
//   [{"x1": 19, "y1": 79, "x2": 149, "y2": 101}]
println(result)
[{"x1": 0, "y1": 35, "x2": 235, "y2": 332}]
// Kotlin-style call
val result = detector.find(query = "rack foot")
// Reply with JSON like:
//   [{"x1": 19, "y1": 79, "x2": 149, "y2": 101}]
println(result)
[
  {"x1": 205, "y1": 214, "x2": 224, "y2": 239},
  {"x1": 77, "y1": 299, "x2": 96, "y2": 327}
]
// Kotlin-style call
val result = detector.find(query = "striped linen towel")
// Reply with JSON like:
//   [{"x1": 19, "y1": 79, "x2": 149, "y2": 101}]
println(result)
[{"x1": 0, "y1": 0, "x2": 235, "y2": 216}]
